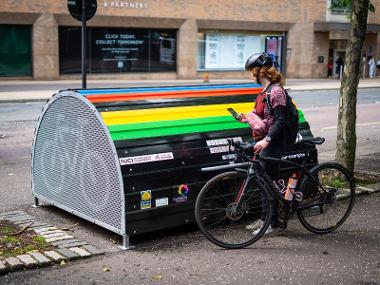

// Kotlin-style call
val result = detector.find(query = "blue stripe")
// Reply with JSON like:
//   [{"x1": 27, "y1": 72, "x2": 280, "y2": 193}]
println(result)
[{"x1": 77, "y1": 83, "x2": 261, "y2": 96}]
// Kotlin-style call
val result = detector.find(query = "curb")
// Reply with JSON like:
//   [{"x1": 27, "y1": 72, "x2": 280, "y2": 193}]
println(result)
[
  {"x1": 0, "y1": 85, "x2": 379, "y2": 104},
  {"x1": 0, "y1": 211, "x2": 104, "y2": 275},
  {"x1": 0, "y1": 98, "x2": 50, "y2": 104}
]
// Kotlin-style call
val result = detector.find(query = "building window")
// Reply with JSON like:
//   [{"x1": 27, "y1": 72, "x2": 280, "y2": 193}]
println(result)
[
  {"x1": 330, "y1": 0, "x2": 351, "y2": 14},
  {"x1": 59, "y1": 27, "x2": 176, "y2": 74},
  {"x1": 197, "y1": 32, "x2": 285, "y2": 71},
  {"x1": 197, "y1": 32, "x2": 263, "y2": 71},
  {"x1": 0, "y1": 25, "x2": 32, "y2": 77},
  {"x1": 265, "y1": 36, "x2": 284, "y2": 73}
]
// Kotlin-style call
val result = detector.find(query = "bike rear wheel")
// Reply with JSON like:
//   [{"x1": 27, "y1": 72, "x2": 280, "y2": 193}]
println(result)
[
  {"x1": 297, "y1": 162, "x2": 355, "y2": 234},
  {"x1": 195, "y1": 171, "x2": 273, "y2": 249}
]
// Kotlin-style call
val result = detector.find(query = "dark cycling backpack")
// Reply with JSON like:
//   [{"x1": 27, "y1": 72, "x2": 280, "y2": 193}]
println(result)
[{"x1": 265, "y1": 87, "x2": 299, "y2": 144}]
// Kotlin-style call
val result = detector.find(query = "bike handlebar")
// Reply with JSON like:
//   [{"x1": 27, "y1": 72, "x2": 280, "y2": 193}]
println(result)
[{"x1": 201, "y1": 137, "x2": 326, "y2": 172}]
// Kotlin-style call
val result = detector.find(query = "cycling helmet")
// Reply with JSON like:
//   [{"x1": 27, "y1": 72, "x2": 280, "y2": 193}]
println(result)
[{"x1": 245, "y1": 52, "x2": 273, "y2": 70}]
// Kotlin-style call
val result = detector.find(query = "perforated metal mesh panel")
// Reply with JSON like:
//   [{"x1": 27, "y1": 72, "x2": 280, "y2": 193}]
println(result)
[{"x1": 32, "y1": 92, "x2": 125, "y2": 235}]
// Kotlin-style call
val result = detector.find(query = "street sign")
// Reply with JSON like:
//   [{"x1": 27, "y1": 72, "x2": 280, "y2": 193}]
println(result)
[
  {"x1": 67, "y1": 0, "x2": 97, "y2": 89},
  {"x1": 68, "y1": 0, "x2": 97, "y2": 22}
]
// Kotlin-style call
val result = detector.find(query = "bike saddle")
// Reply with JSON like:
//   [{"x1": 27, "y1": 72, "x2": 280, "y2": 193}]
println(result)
[{"x1": 299, "y1": 137, "x2": 325, "y2": 145}]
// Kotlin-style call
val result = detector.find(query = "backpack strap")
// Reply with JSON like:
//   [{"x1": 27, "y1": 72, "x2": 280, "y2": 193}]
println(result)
[
  {"x1": 264, "y1": 83, "x2": 276, "y2": 114},
  {"x1": 265, "y1": 84, "x2": 288, "y2": 115},
  {"x1": 265, "y1": 93, "x2": 272, "y2": 114}
]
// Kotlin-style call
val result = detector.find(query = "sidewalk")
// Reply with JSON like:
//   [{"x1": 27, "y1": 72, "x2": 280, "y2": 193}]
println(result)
[{"x1": 1, "y1": 78, "x2": 380, "y2": 103}]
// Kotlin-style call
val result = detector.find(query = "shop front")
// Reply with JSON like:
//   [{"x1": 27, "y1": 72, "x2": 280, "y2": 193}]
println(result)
[
  {"x1": 59, "y1": 27, "x2": 177, "y2": 75},
  {"x1": 0, "y1": 25, "x2": 32, "y2": 77}
]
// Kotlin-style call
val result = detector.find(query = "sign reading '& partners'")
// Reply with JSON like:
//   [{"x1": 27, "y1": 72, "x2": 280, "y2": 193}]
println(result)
[{"x1": 103, "y1": 1, "x2": 148, "y2": 9}]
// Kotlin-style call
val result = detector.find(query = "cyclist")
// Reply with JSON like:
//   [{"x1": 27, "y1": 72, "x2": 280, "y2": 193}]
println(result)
[{"x1": 240, "y1": 52, "x2": 287, "y2": 235}]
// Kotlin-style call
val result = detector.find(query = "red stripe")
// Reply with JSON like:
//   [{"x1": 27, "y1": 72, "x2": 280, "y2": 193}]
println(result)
[{"x1": 87, "y1": 88, "x2": 262, "y2": 103}]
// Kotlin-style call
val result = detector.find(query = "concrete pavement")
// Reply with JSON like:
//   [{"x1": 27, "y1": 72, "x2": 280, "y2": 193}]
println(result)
[{"x1": 1, "y1": 78, "x2": 380, "y2": 102}]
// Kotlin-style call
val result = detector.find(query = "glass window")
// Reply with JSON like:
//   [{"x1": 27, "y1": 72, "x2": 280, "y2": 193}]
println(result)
[
  {"x1": 197, "y1": 32, "x2": 264, "y2": 71},
  {"x1": 0, "y1": 25, "x2": 32, "y2": 77},
  {"x1": 265, "y1": 36, "x2": 284, "y2": 72},
  {"x1": 330, "y1": 0, "x2": 351, "y2": 14},
  {"x1": 59, "y1": 27, "x2": 176, "y2": 74}
]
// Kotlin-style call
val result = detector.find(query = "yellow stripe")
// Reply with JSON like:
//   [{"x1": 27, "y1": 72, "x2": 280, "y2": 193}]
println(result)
[{"x1": 101, "y1": 102, "x2": 255, "y2": 125}]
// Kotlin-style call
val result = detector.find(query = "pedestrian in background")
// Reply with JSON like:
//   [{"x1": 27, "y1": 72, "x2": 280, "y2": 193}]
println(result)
[
  {"x1": 336, "y1": 56, "x2": 344, "y2": 79},
  {"x1": 368, "y1": 56, "x2": 376, "y2": 78},
  {"x1": 327, "y1": 57, "x2": 333, "y2": 78}
]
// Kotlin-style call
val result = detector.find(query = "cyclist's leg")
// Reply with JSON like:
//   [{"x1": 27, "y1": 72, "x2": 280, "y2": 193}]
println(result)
[{"x1": 260, "y1": 142, "x2": 285, "y2": 228}]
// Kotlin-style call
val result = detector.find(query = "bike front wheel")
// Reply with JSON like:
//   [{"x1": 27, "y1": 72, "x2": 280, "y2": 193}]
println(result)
[
  {"x1": 297, "y1": 162, "x2": 355, "y2": 234},
  {"x1": 195, "y1": 171, "x2": 273, "y2": 249}
]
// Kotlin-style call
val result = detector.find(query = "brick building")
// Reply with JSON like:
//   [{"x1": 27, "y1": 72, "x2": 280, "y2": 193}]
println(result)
[{"x1": 1, "y1": 0, "x2": 380, "y2": 80}]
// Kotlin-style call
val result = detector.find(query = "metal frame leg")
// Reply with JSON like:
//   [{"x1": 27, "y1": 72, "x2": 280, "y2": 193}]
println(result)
[
  {"x1": 32, "y1": 197, "x2": 40, "y2": 208},
  {"x1": 119, "y1": 234, "x2": 134, "y2": 250}
]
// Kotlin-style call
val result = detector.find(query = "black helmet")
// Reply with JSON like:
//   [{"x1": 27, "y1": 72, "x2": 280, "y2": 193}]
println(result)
[{"x1": 245, "y1": 52, "x2": 273, "y2": 70}]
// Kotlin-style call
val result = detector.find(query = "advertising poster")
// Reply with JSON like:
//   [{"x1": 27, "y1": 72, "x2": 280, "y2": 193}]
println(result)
[
  {"x1": 205, "y1": 34, "x2": 261, "y2": 69},
  {"x1": 59, "y1": 27, "x2": 177, "y2": 74},
  {"x1": 205, "y1": 34, "x2": 220, "y2": 69},
  {"x1": 265, "y1": 36, "x2": 283, "y2": 71},
  {"x1": 90, "y1": 28, "x2": 148, "y2": 73}
]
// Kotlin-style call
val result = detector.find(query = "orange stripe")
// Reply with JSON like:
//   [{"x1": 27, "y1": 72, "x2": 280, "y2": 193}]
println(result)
[{"x1": 87, "y1": 88, "x2": 262, "y2": 103}]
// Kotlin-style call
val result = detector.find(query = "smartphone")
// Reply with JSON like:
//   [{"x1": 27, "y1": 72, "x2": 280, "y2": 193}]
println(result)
[{"x1": 227, "y1": 108, "x2": 242, "y2": 121}]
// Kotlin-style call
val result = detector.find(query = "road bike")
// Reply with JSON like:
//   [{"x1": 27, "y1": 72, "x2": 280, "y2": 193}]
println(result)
[{"x1": 195, "y1": 138, "x2": 355, "y2": 249}]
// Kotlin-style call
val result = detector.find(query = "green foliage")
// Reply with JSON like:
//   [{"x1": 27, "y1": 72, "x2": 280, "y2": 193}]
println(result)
[
  {"x1": 330, "y1": 0, "x2": 375, "y2": 14},
  {"x1": 0, "y1": 226, "x2": 13, "y2": 235},
  {"x1": 23, "y1": 244, "x2": 37, "y2": 252},
  {"x1": 330, "y1": 0, "x2": 352, "y2": 13},
  {"x1": 0, "y1": 223, "x2": 50, "y2": 258},
  {"x1": 1, "y1": 236, "x2": 20, "y2": 244},
  {"x1": 33, "y1": 235, "x2": 48, "y2": 249}
]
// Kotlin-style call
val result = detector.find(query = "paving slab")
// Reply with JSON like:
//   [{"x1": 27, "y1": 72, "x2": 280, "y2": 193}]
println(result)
[
  {"x1": 29, "y1": 252, "x2": 51, "y2": 266},
  {"x1": 69, "y1": 247, "x2": 91, "y2": 257},
  {"x1": 45, "y1": 235, "x2": 74, "y2": 243},
  {"x1": 81, "y1": 245, "x2": 104, "y2": 255},
  {"x1": 5, "y1": 257, "x2": 23, "y2": 270},
  {"x1": 8, "y1": 216, "x2": 35, "y2": 222},
  {"x1": 34, "y1": 227, "x2": 58, "y2": 234},
  {"x1": 58, "y1": 241, "x2": 88, "y2": 249},
  {"x1": 43, "y1": 251, "x2": 65, "y2": 262},
  {"x1": 17, "y1": 254, "x2": 38, "y2": 268},
  {"x1": 27, "y1": 223, "x2": 50, "y2": 230},
  {"x1": 40, "y1": 232, "x2": 67, "y2": 239},
  {"x1": 0, "y1": 260, "x2": 6, "y2": 273},
  {"x1": 0, "y1": 211, "x2": 24, "y2": 218},
  {"x1": 51, "y1": 238, "x2": 82, "y2": 246},
  {"x1": 56, "y1": 249, "x2": 80, "y2": 260}
]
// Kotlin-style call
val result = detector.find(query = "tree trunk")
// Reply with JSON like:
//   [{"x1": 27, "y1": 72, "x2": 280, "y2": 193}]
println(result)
[{"x1": 335, "y1": 0, "x2": 369, "y2": 174}]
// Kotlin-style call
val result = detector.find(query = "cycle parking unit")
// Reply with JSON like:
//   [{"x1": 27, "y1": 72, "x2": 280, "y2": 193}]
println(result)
[{"x1": 31, "y1": 83, "x2": 320, "y2": 249}]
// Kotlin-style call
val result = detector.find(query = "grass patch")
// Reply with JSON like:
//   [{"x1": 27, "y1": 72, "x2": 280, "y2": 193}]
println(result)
[{"x1": 0, "y1": 220, "x2": 52, "y2": 259}]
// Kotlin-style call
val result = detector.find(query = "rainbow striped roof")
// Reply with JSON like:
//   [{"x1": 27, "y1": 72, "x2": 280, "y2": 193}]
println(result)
[{"x1": 74, "y1": 83, "x2": 306, "y2": 141}]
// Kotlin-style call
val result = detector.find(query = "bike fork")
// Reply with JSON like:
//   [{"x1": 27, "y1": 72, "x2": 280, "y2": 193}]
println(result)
[
  {"x1": 234, "y1": 177, "x2": 250, "y2": 205},
  {"x1": 234, "y1": 168, "x2": 255, "y2": 205}
]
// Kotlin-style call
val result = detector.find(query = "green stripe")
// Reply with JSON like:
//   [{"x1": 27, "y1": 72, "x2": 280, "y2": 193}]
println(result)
[
  {"x1": 108, "y1": 110, "x2": 308, "y2": 141},
  {"x1": 298, "y1": 109, "x2": 306, "y2": 124},
  {"x1": 109, "y1": 116, "x2": 244, "y2": 141}
]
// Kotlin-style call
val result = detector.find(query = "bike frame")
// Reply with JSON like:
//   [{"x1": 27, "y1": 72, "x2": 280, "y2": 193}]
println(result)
[{"x1": 202, "y1": 148, "x2": 327, "y2": 215}]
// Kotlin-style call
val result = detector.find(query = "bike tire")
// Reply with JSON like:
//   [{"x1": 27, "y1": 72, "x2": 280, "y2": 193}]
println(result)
[
  {"x1": 195, "y1": 171, "x2": 273, "y2": 249},
  {"x1": 297, "y1": 162, "x2": 355, "y2": 234}
]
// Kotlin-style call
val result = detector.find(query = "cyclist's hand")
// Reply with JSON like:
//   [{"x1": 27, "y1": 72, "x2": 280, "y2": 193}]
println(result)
[
  {"x1": 253, "y1": 139, "x2": 269, "y2": 153},
  {"x1": 239, "y1": 113, "x2": 247, "y2": 122}
]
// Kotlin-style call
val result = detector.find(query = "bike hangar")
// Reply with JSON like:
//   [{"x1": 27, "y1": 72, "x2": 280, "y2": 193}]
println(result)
[{"x1": 31, "y1": 83, "x2": 318, "y2": 249}]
